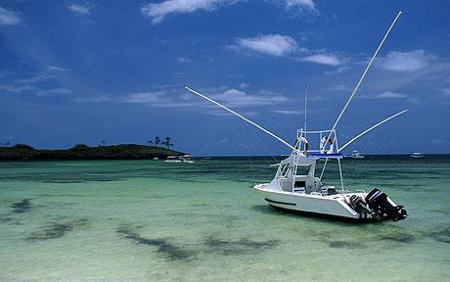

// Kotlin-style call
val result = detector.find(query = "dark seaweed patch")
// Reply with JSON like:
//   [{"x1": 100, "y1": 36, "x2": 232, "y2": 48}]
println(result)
[
  {"x1": 11, "y1": 199, "x2": 31, "y2": 213},
  {"x1": 1, "y1": 173, "x2": 123, "y2": 183},
  {"x1": 328, "y1": 241, "x2": 364, "y2": 249},
  {"x1": 205, "y1": 235, "x2": 278, "y2": 255},
  {"x1": 27, "y1": 218, "x2": 89, "y2": 240},
  {"x1": 116, "y1": 225, "x2": 195, "y2": 261},
  {"x1": 42, "y1": 180, "x2": 85, "y2": 184},
  {"x1": 427, "y1": 227, "x2": 450, "y2": 244},
  {"x1": 431, "y1": 209, "x2": 450, "y2": 216},
  {"x1": 380, "y1": 232, "x2": 416, "y2": 243},
  {"x1": 175, "y1": 178, "x2": 210, "y2": 184}
]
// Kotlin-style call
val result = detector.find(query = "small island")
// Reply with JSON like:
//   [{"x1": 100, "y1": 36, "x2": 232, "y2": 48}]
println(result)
[{"x1": 0, "y1": 143, "x2": 187, "y2": 161}]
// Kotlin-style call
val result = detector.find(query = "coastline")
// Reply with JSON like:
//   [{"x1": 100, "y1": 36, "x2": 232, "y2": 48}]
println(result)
[{"x1": 0, "y1": 144, "x2": 186, "y2": 161}]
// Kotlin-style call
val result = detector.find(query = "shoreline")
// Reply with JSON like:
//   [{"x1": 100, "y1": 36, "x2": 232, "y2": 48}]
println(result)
[{"x1": 0, "y1": 144, "x2": 186, "y2": 161}]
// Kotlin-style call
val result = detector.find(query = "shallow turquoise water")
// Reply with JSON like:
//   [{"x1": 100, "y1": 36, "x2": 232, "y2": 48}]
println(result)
[{"x1": 0, "y1": 156, "x2": 449, "y2": 281}]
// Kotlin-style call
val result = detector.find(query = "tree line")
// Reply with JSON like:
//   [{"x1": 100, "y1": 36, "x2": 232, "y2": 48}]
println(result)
[
  {"x1": 1, "y1": 137, "x2": 175, "y2": 150},
  {"x1": 148, "y1": 136, "x2": 173, "y2": 149}
]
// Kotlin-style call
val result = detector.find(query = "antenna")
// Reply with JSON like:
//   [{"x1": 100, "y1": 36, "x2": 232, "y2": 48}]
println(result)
[
  {"x1": 304, "y1": 83, "x2": 307, "y2": 136},
  {"x1": 185, "y1": 87, "x2": 299, "y2": 152},
  {"x1": 326, "y1": 11, "x2": 402, "y2": 143}
]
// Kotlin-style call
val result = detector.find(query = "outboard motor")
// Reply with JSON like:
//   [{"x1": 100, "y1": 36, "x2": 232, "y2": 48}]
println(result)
[
  {"x1": 365, "y1": 188, "x2": 408, "y2": 221},
  {"x1": 349, "y1": 195, "x2": 372, "y2": 217}
]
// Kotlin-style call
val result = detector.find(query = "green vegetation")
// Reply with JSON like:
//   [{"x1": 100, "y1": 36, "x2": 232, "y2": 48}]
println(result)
[
  {"x1": 146, "y1": 136, "x2": 173, "y2": 149},
  {"x1": 0, "y1": 144, "x2": 186, "y2": 160}
]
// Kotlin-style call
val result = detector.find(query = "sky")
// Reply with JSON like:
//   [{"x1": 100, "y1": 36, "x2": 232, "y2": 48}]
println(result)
[{"x1": 1, "y1": 0, "x2": 450, "y2": 156}]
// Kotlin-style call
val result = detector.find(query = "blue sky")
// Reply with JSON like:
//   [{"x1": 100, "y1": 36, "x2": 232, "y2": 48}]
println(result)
[{"x1": 1, "y1": 0, "x2": 449, "y2": 156}]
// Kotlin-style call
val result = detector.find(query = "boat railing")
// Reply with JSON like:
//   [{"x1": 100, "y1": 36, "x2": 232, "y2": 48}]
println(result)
[{"x1": 296, "y1": 128, "x2": 340, "y2": 155}]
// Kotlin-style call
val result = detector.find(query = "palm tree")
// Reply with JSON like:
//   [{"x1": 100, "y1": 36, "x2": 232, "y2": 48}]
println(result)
[
  {"x1": 162, "y1": 136, "x2": 173, "y2": 149},
  {"x1": 154, "y1": 136, "x2": 161, "y2": 147}
]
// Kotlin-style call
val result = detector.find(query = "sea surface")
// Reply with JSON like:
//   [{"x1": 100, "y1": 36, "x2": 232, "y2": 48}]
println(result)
[{"x1": 0, "y1": 156, "x2": 449, "y2": 281}]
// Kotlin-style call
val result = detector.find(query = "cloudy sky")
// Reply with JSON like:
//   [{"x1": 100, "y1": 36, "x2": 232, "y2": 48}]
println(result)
[{"x1": 1, "y1": 0, "x2": 449, "y2": 156}]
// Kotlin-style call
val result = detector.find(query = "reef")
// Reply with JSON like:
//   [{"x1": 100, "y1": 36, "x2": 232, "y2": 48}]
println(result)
[
  {"x1": 205, "y1": 235, "x2": 278, "y2": 255},
  {"x1": 116, "y1": 225, "x2": 195, "y2": 261},
  {"x1": 11, "y1": 199, "x2": 31, "y2": 213},
  {"x1": 27, "y1": 218, "x2": 89, "y2": 240}
]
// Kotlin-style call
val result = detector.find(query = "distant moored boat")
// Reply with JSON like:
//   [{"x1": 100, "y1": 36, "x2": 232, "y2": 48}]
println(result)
[
  {"x1": 350, "y1": 150, "x2": 365, "y2": 159},
  {"x1": 410, "y1": 152, "x2": 424, "y2": 158}
]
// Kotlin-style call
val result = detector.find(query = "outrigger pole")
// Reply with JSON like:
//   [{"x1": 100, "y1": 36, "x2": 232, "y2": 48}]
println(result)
[
  {"x1": 326, "y1": 11, "x2": 403, "y2": 143},
  {"x1": 320, "y1": 11, "x2": 402, "y2": 189},
  {"x1": 338, "y1": 109, "x2": 408, "y2": 152},
  {"x1": 185, "y1": 87, "x2": 299, "y2": 152}
]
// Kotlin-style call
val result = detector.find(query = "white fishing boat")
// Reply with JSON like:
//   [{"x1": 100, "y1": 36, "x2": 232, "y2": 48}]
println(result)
[
  {"x1": 164, "y1": 156, "x2": 182, "y2": 163},
  {"x1": 185, "y1": 11, "x2": 408, "y2": 222},
  {"x1": 180, "y1": 154, "x2": 195, "y2": 164},
  {"x1": 410, "y1": 152, "x2": 424, "y2": 158},
  {"x1": 164, "y1": 155, "x2": 195, "y2": 163},
  {"x1": 350, "y1": 150, "x2": 365, "y2": 159},
  {"x1": 252, "y1": 129, "x2": 407, "y2": 221}
]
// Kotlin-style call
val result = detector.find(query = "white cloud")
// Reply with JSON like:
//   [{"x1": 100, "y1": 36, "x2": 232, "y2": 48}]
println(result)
[
  {"x1": 233, "y1": 34, "x2": 298, "y2": 56},
  {"x1": 327, "y1": 84, "x2": 350, "y2": 92},
  {"x1": 362, "y1": 91, "x2": 407, "y2": 99},
  {"x1": 75, "y1": 87, "x2": 289, "y2": 110},
  {"x1": 0, "y1": 6, "x2": 21, "y2": 25},
  {"x1": 48, "y1": 65, "x2": 70, "y2": 72},
  {"x1": 212, "y1": 88, "x2": 288, "y2": 107},
  {"x1": 37, "y1": 88, "x2": 73, "y2": 96},
  {"x1": 141, "y1": 1, "x2": 317, "y2": 24},
  {"x1": 301, "y1": 54, "x2": 341, "y2": 66},
  {"x1": 285, "y1": 0, "x2": 316, "y2": 11},
  {"x1": 0, "y1": 84, "x2": 34, "y2": 93},
  {"x1": 432, "y1": 138, "x2": 446, "y2": 145},
  {"x1": 121, "y1": 91, "x2": 166, "y2": 104},
  {"x1": 177, "y1": 57, "x2": 191, "y2": 63},
  {"x1": 239, "y1": 83, "x2": 250, "y2": 89},
  {"x1": 272, "y1": 109, "x2": 302, "y2": 115},
  {"x1": 16, "y1": 66, "x2": 69, "y2": 84},
  {"x1": 74, "y1": 96, "x2": 111, "y2": 103},
  {"x1": 141, "y1": 0, "x2": 240, "y2": 24},
  {"x1": 0, "y1": 66, "x2": 70, "y2": 95},
  {"x1": 442, "y1": 88, "x2": 450, "y2": 97},
  {"x1": 377, "y1": 50, "x2": 434, "y2": 72},
  {"x1": 68, "y1": 4, "x2": 91, "y2": 15}
]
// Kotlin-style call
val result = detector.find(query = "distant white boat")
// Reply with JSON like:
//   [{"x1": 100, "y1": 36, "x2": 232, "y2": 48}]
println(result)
[
  {"x1": 181, "y1": 154, "x2": 195, "y2": 164},
  {"x1": 410, "y1": 152, "x2": 424, "y2": 158},
  {"x1": 164, "y1": 156, "x2": 182, "y2": 163},
  {"x1": 350, "y1": 150, "x2": 365, "y2": 159},
  {"x1": 164, "y1": 155, "x2": 194, "y2": 163}
]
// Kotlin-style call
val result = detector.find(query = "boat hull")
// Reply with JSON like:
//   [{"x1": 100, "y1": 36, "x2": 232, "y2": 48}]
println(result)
[{"x1": 253, "y1": 184, "x2": 373, "y2": 221}]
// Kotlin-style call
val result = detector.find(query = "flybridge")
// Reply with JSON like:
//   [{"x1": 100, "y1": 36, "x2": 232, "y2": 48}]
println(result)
[{"x1": 295, "y1": 129, "x2": 343, "y2": 159}]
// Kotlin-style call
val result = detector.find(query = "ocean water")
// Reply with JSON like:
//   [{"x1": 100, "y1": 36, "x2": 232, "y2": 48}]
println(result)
[{"x1": 0, "y1": 156, "x2": 449, "y2": 281}]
